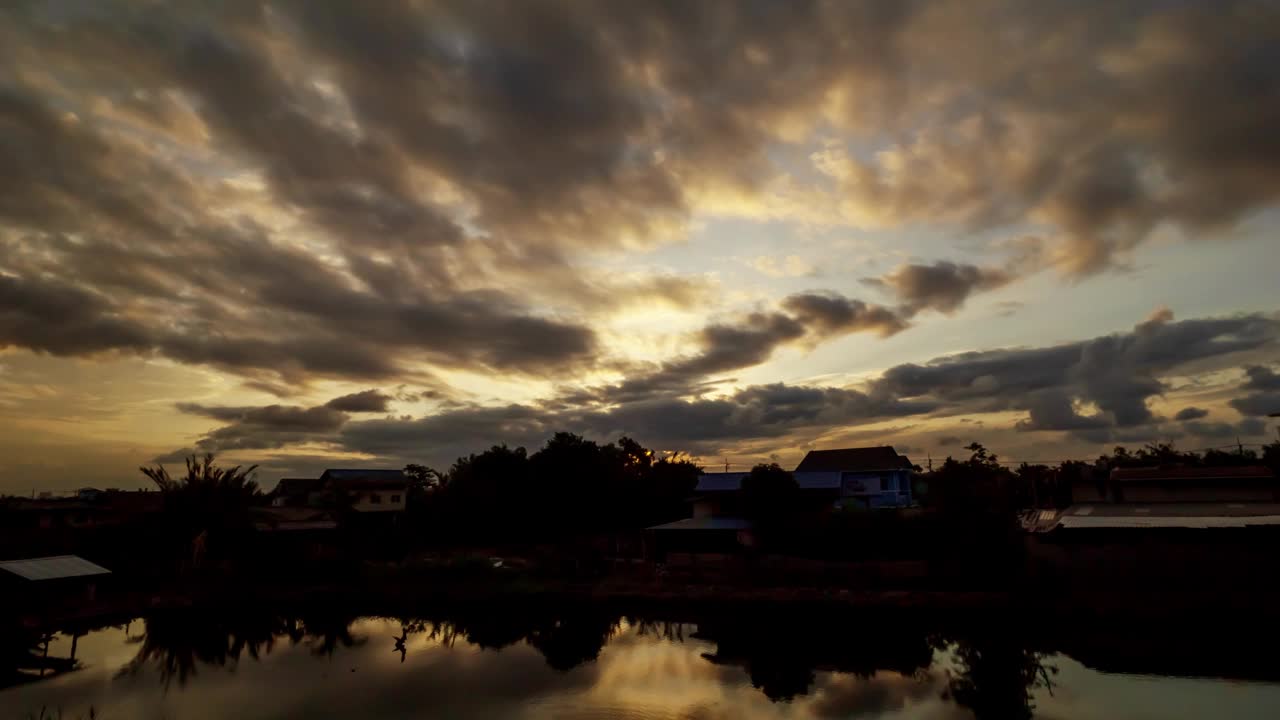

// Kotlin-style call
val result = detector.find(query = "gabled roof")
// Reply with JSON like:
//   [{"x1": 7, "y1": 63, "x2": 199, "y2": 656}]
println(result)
[
  {"x1": 0, "y1": 555, "x2": 111, "y2": 581},
  {"x1": 1110, "y1": 465, "x2": 1274, "y2": 482},
  {"x1": 794, "y1": 446, "x2": 912, "y2": 473},
  {"x1": 273, "y1": 477, "x2": 324, "y2": 496},
  {"x1": 319, "y1": 469, "x2": 408, "y2": 489}
]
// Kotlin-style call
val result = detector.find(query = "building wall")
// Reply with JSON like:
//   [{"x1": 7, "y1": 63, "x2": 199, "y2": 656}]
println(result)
[
  {"x1": 1117, "y1": 484, "x2": 1274, "y2": 503},
  {"x1": 839, "y1": 469, "x2": 912, "y2": 507},
  {"x1": 350, "y1": 490, "x2": 405, "y2": 513}
]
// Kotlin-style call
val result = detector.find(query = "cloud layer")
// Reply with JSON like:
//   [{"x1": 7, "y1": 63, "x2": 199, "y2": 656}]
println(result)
[{"x1": 2, "y1": 2, "x2": 1278, "y2": 486}]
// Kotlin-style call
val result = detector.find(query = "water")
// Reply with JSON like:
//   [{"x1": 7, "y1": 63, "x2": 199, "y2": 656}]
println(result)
[{"x1": 5, "y1": 609, "x2": 1279, "y2": 719}]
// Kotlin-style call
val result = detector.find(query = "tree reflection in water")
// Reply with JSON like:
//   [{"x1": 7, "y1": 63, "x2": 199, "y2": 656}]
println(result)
[
  {"x1": 117, "y1": 611, "x2": 367, "y2": 688},
  {"x1": 943, "y1": 634, "x2": 1057, "y2": 720},
  {"x1": 100, "y1": 605, "x2": 1056, "y2": 716}
]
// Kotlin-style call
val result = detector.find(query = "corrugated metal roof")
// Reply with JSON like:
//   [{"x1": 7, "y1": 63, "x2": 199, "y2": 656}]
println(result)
[
  {"x1": 0, "y1": 555, "x2": 111, "y2": 581},
  {"x1": 695, "y1": 472, "x2": 748, "y2": 492},
  {"x1": 1110, "y1": 465, "x2": 1274, "y2": 482},
  {"x1": 794, "y1": 446, "x2": 912, "y2": 473},
  {"x1": 1047, "y1": 503, "x2": 1280, "y2": 530},
  {"x1": 1061, "y1": 503, "x2": 1280, "y2": 517},
  {"x1": 1058, "y1": 514, "x2": 1280, "y2": 529},
  {"x1": 647, "y1": 516, "x2": 753, "y2": 531}
]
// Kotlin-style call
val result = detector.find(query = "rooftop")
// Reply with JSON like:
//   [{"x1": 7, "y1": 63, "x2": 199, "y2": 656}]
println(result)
[
  {"x1": 1110, "y1": 465, "x2": 1274, "y2": 482},
  {"x1": 0, "y1": 555, "x2": 111, "y2": 581},
  {"x1": 1028, "y1": 503, "x2": 1280, "y2": 531},
  {"x1": 794, "y1": 446, "x2": 912, "y2": 473},
  {"x1": 273, "y1": 477, "x2": 324, "y2": 496}
]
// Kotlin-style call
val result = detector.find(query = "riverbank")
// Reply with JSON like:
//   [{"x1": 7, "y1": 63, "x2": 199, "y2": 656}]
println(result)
[{"x1": 16, "y1": 567, "x2": 1280, "y2": 633}]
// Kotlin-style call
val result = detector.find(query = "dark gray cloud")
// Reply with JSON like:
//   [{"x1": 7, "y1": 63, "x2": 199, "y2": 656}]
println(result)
[
  {"x1": 1184, "y1": 418, "x2": 1268, "y2": 440},
  {"x1": 1174, "y1": 406, "x2": 1210, "y2": 421},
  {"x1": 1242, "y1": 365, "x2": 1280, "y2": 391},
  {"x1": 173, "y1": 401, "x2": 350, "y2": 453},
  {"x1": 878, "y1": 311, "x2": 1279, "y2": 438},
  {"x1": 1228, "y1": 365, "x2": 1280, "y2": 417},
  {"x1": 0, "y1": 274, "x2": 153, "y2": 355},
  {"x1": 1014, "y1": 390, "x2": 1108, "y2": 432},
  {"x1": 325, "y1": 390, "x2": 393, "y2": 413},
  {"x1": 1230, "y1": 393, "x2": 1280, "y2": 417},
  {"x1": 780, "y1": 293, "x2": 907, "y2": 336},
  {"x1": 335, "y1": 380, "x2": 936, "y2": 467},
  {"x1": 161, "y1": 310, "x2": 1278, "y2": 469},
  {"x1": 866, "y1": 261, "x2": 1011, "y2": 315},
  {"x1": 596, "y1": 292, "x2": 904, "y2": 403},
  {"x1": 0, "y1": 0, "x2": 1272, "y2": 398}
]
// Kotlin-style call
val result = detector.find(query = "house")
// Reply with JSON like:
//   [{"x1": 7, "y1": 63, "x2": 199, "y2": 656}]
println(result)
[
  {"x1": 318, "y1": 469, "x2": 408, "y2": 513},
  {"x1": 270, "y1": 477, "x2": 326, "y2": 508},
  {"x1": 647, "y1": 446, "x2": 916, "y2": 557},
  {"x1": 1, "y1": 490, "x2": 162, "y2": 531},
  {"x1": 1072, "y1": 465, "x2": 1277, "y2": 504},
  {"x1": 794, "y1": 446, "x2": 916, "y2": 509},
  {"x1": 1031, "y1": 465, "x2": 1278, "y2": 534},
  {"x1": 268, "y1": 470, "x2": 409, "y2": 513}
]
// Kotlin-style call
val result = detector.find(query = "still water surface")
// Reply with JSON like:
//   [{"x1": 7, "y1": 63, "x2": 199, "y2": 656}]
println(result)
[{"x1": 4, "y1": 610, "x2": 1279, "y2": 719}]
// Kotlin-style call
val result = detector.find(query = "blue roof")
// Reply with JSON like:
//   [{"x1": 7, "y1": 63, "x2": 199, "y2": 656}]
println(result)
[
  {"x1": 320, "y1": 469, "x2": 406, "y2": 481},
  {"x1": 694, "y1": 471, "x2": 843, "y2": 492},
  {"x1": 647, "y1": 516, "x2": 753, "y2": 531}
]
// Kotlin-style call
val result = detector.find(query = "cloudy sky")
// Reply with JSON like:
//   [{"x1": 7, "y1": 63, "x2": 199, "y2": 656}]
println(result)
[{"x1": 2, "y1": 0, "x2": 1279, "y2": 493}]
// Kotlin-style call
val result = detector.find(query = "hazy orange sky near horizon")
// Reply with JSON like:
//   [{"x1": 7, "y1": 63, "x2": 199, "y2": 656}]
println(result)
[{"x1": 1, "y1": 1, "x2": 1279, "y2": 493}]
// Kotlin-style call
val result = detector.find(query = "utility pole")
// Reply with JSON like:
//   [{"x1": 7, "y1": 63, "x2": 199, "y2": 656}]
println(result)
[{"x1": 723, "y1": 458, "x2": 730, "y2": 473}]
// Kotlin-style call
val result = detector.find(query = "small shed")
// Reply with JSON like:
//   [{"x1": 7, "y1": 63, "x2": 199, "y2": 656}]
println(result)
[{"x1": 0, "y1": 555, "x2": 111, "y2": 607}]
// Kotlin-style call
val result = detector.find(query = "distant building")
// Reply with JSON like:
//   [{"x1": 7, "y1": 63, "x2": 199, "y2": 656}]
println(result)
[
  {"x1": 0, "y1": 555, "x2": 111, "y2": 608},
  {"x1": 794, "y1": 446, "x2": 915, "y2": 509},
  {"x1": 1, "y1": 490, "x2": 162, "y2": 531},
  {"x1": 647, "y1": 446, "x2": 916, "y2": 556},
  {"x1": 1028, "y1": 465, "x2": 1279, "y2": 535},
  {"x1": 319, "y1": 469, "x2": 408, "y2": 513},
  {"x1": 268, "y1": 470, "x2": 409, "y2": 513},
  {"x1": 1071, "y1": 465, "x2": 1277, "y2": 504},
  {"x1": 270, "y1": 477, "x2": 326, "y2": 508}
]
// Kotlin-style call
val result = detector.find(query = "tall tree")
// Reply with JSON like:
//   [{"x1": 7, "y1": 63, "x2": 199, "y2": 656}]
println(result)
[{"x1": 139, "y1": 453, "x2": 260, "y2": 571}]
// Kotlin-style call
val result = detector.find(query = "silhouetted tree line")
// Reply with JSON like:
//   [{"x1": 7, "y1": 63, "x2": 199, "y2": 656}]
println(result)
[{"x1": 401, "y1": 433, "x2": 702, "y2": 545}]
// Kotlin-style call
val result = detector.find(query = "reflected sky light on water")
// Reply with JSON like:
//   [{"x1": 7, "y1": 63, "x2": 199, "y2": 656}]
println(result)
[{"x1": 5, "y1": 616, "x2": 1280, "y2": 720}]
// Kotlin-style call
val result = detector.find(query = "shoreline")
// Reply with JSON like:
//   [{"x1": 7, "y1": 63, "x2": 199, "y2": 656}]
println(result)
[{"x1": 20, "y1": 573, "x2": 1280, "y2": 631}]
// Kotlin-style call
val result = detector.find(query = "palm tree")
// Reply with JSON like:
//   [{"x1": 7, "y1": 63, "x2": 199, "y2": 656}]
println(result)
[{"x1": 140, "y1": 454, "x2": 261, "y2": 572}]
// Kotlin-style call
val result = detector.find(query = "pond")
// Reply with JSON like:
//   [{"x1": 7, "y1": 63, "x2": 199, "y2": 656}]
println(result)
[{"x1": 4, "y1": 607, "x2": 1279, "y2": 719}]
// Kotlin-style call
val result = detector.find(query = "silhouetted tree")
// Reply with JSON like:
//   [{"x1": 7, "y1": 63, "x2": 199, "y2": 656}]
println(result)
[
  {"x1": 946, "y1": 636, "x2": 1056, "y2": 720},
  {"x1": 139, "y1": 454, "x2": 261, "y2": 571}
]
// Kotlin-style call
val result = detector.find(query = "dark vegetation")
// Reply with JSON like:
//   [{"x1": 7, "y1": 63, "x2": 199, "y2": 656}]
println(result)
[{"x1": 2, "y1": 433, "x2": 1279, "y2": 624}]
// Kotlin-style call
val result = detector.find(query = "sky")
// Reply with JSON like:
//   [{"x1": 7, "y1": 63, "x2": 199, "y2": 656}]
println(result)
[{"x1": 1, "y1": 0, "x2": 1279, "y2": 494}]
